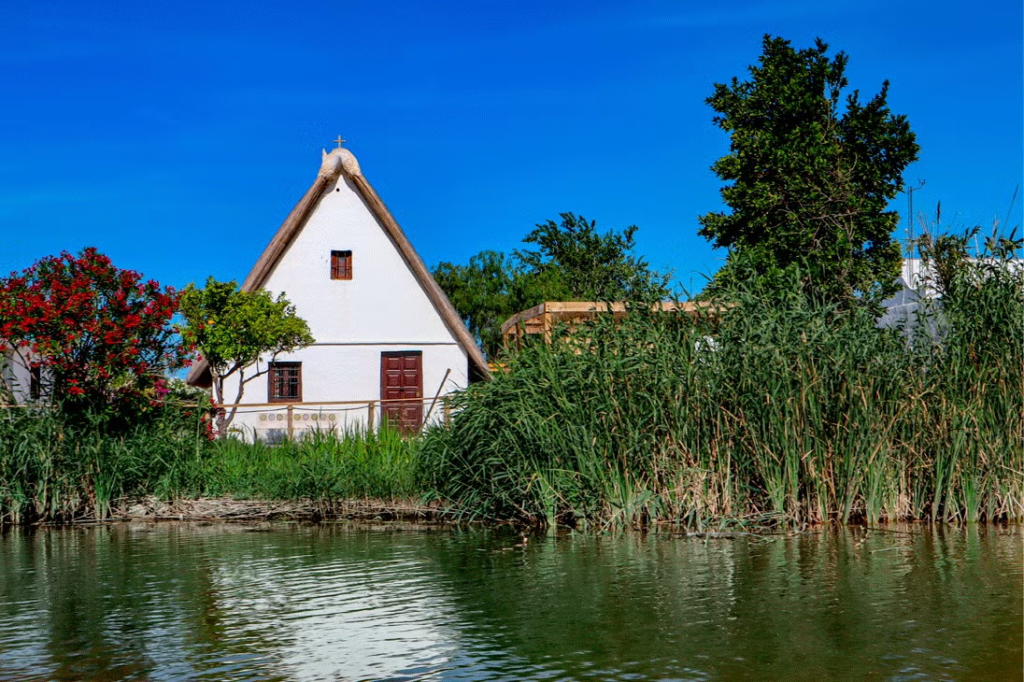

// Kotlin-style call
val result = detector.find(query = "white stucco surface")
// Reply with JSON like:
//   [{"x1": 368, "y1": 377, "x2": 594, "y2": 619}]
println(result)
[
  {"x1": 0, "y1": 351, "x2": 33, "y2": 403},
  {"x1": 220, "y1": 168, "x2": 470, "y2": 439}
]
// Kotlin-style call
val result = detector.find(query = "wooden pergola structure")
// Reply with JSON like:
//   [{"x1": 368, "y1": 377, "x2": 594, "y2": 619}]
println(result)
[{"x1": 500, "y1": 301, "x2": 722, "y2": 348}]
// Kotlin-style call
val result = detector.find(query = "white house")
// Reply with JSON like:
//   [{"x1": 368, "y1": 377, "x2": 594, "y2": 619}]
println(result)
[
  {"x1": 0, "y1": 349, "x2": 42, "y2": 405},
  {"x1": 185, "y1": 146, "x2": 489, "y2": 440}
]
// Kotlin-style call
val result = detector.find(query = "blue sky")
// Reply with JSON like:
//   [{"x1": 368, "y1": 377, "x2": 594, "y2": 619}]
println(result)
[{"x1": 1, "y1": 0, "x2": 1020, "y2": 294}]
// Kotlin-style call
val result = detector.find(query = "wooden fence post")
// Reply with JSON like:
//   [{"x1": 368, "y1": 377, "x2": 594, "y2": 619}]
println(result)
[
  {"x1": 443, "y1": 397, "x2": 451, "y2": 425},
  {"x1": 368, "y1": 401, "x2": 375, "y2": 432},
  {"x1": 287, "y1": 404, "x2": 294, "y2": 441}
]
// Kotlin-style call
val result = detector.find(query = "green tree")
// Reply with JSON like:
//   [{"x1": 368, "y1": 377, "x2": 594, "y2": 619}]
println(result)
[
  {"x1": 434, "y1": 251, "x2": 565, "y2": 358},
  {"x1": 516, "y1": 213, "x2": 669, "y2": 301},
  {"x1": 433, "y1": 214, "x2": 668, "y2": 358},
  {"x1": 179, "y1": 277, "x2": 313, "y2": 435},
  {"x1": 699, "y1": 36, "x2": 919, "y2": 307}
]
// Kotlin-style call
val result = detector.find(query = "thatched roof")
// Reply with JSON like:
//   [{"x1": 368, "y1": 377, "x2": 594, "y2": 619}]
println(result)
[{"x1": 186, "y1": 148, "x2": 490, "y2": 387}]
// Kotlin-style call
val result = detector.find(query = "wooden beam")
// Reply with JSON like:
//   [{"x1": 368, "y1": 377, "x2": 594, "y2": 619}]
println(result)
[
  {"x1": 499, "y1": 302, "x2": 547, "y2": 335},
  {"x1": 499, "y1": 300, "x2": 730, "y2": 340},
  {"x1": 349, "y1": 173, "x2": 491, "y2": 381}
]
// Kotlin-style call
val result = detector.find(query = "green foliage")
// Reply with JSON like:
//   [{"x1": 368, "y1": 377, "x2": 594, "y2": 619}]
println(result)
[
  {"x1": 179, "y1": 277, "x2": 313, "y2": 432},
  {"x1": 434, "y1": 213, "x2": 668, "y2": 357},
  {"x1": 180, "y1": 277, "x2": 314, "y2": 381},
  {"x1": 0, "y1": 407, "x2": 423, "y2": 524},
  {"x1": 6, "y1": 233, "x2": 1018, "y2": 529},
  {"x1": 433, "y1": 251, "x2": 563, "y2": 360},
  {"x1": 515, "y1": 213, "x2": 669, "y2": 302},
  {"x1": 175, "y1": 427, "x2": 421, "y2": 506},
  {"x1": 0, "y1": 401, "x2": 209, "y2": 524},
  {"x1": 420, "y1": 247, "x2": 1022, "y2": 528},
  {"x1": 912, "y1": 227, "x2": 1024, "y2": 522},
  {"x1": 699, "y1": 36, "x2": 919, "y2": 307}
]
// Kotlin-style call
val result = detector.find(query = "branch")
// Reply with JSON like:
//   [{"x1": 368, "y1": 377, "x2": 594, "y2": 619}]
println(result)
[{"x1": 238, "y1": 357, "x2": 270, "y2": 387}]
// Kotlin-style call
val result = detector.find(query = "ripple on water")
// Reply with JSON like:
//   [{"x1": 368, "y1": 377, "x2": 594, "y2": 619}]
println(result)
[{"x1": 0, "y1": 524, "x2": 1020, "y2": 681}]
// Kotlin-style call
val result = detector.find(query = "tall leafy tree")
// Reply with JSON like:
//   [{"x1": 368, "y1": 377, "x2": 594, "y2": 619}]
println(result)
[
  {"x1": 699, "y1": 36, "x2": 919, "y2": 307},
  {"x1": 179, "y1": 278, "x2": 313, "y2": 435},
  {"x1": 516, "y1": 213, "x2": 669, "y2": 301},
  {"x1": 434, "y1": 214, "x2": 668, "y2": 358}
]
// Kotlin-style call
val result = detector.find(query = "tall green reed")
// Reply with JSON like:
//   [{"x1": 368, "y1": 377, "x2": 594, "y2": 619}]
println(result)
[
  {"x1": 0, "y1": 404, "x2": 205, "y2": 524},
  {"x1": 179, "y1": 426, "x2": 422, "y2": 508},
  {"x1": 420, "y1": 240, "x2": 1022, "y2": 529},
  {"x1": 1, "y1": 404, "x2": 424, "y2": 524}
]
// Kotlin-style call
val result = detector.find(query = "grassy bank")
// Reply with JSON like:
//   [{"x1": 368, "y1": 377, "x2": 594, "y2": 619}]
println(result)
[
  {"x1": 0, "y1": 407, "x2": 423, "y2": 525},
  {"x1": 419, "y1": 252, "x2": 1023, "y2": 529},
  {"x1": 4, "y1": 245, "x2": 1021, "y2": 529},
  {"x1": 172, "y1": 427, "x2": 421, "y2": 510}
]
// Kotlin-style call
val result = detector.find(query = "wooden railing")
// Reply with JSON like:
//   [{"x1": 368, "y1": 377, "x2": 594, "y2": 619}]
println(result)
[
  {"x1": 214, "y1": 397, "x2": 451, "y2": 439},
  {"x1": 1, "y1": 396, "x2": 452, "y2": 439}
]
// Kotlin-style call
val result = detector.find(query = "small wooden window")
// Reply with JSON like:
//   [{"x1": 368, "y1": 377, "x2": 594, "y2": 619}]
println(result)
[
  {"x1": 268, "y1": 362, "x2": 302, "y2": 402},
  {"x1": 331, "y1": 250, "x2": 352, "y2": 280}
]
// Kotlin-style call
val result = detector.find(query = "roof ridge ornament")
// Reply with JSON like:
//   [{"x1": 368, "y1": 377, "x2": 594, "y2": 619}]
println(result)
[{"x1": 319, "y1": 145, "x2": 361, "y2": 178}]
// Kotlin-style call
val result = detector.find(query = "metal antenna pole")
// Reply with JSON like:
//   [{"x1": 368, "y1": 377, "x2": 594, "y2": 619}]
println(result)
[{"x1": 905, "y1": 180, "x2": 925, "y2": 286}]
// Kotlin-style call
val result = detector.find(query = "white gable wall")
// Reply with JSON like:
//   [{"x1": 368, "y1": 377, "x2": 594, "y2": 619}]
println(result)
[
  {"x1": 221, "y1": 173, "x2": 469, "y2": 440},
  {"x1": 265, "y1": 175, "x2": 457, "y2": 344}
]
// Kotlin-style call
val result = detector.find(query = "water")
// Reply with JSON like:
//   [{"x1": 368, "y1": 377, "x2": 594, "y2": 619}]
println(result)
[{"x1": 0, "y1": 523, "x2": 1020, "y2": 681}]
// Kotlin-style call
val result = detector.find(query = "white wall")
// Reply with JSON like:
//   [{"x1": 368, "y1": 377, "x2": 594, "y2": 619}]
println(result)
[
  {"x1": 901, "y1": 258, "x2": 936, "y2": 296},
  {"x1": 901, "y1": 257, "x2": 1023, "y2": 298},
  {"x1": 265, "y1": 174, "x2": 458, "y2": 345},
  {"x1": 0, "y1": 350, "x2": 39, "y2": 404},
  {"x1": 219, "y1": 168, "x2": 470, "y2": 440},
  {"x1": 222, "y1": 344, "x2": 467, "y2": 439}
]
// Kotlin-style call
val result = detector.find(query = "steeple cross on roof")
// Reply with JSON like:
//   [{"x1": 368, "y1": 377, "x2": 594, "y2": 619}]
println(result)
[{"x1": 333, "y1": 135, "x2": 347, "y2": 148}]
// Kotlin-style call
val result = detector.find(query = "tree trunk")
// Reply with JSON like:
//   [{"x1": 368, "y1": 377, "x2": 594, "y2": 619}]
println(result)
[{"x1": 214, "y1": 377, "x2": 227, "y2": 437}]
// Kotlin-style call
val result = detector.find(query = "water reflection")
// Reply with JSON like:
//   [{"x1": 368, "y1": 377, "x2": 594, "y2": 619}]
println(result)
[{"x1": 0, "y1": 524, "x2": 1020, "y2": 681}]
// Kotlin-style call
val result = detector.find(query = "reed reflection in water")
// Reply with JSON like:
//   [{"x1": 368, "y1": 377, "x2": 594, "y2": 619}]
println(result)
[{"x1": 0, "y1": 523, "x2": 1020, "y2": 681}]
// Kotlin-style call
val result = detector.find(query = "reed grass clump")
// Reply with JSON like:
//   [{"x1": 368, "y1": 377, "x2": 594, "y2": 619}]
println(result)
[
  {"x1": 420, "y1": 244, "x2": 1022, "y2": 529},
  {"x1": 175, "y1": 426, "x2": 422, "y2": 508},
  {"x1": 0, "y1": 405, "x2": 423, "y2": 524},
  {"x1": 0, "y1": 406, "x2": 203, "y2": 524}
]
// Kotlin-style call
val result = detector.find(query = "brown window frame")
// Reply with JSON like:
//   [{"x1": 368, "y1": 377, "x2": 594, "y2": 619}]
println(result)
[
  {"x1": 268, "y1": 361, "x2": 302, "y2": 403},
  {"x1": 331, "y1": 250, "x2": 353, "y2": 280}
]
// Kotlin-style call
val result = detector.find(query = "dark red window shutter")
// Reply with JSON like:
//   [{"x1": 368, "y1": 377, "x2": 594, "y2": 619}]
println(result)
[{"x1": 331, "y1": 250, "x2": 352, "y2": 280}]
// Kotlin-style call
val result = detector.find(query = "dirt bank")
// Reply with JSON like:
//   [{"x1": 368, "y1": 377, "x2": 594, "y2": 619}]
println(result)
[{"x1": 106, "y1": 496, "x2": 446, "y2": 523}]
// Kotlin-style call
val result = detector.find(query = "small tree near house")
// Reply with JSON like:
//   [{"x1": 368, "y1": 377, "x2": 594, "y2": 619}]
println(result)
[
  {"x1": 179, "y1": 277, "x2": 313, "y2": 436},
  {"x1": 434, "y1": 213, "x2": 669, "y2": 358}
]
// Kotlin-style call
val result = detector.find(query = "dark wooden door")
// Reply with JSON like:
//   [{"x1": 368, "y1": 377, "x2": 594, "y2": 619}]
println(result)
[{"x1": 380, "y1": 351, "x2": 423, "y2": 432}]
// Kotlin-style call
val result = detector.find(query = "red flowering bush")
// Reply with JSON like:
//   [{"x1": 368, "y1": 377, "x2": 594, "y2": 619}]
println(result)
[{"x1": 0, "y1": 248, "x2": 191, "y2": 415}]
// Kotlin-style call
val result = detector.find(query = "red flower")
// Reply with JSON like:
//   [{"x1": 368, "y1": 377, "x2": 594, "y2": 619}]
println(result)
[{"x1": 0, "y1": 248, "x2": 194, "y2": 408}]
